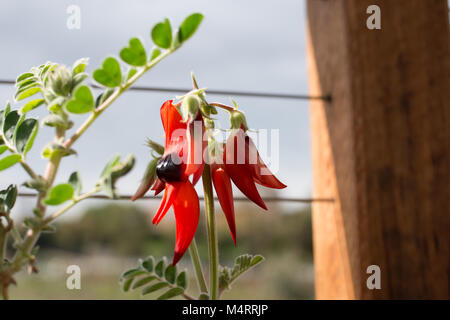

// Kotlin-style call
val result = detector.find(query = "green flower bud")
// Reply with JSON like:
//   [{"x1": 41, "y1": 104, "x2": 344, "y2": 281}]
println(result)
[
  {"x1": 47, "y1": 65, "x2": 73, "y2": 96},
  {"x1": 180, "y1": 94, "x2": 201, "y2": 122},
  {"x1": 229, "y1": 110, "x2": 248, "y2": 130}
]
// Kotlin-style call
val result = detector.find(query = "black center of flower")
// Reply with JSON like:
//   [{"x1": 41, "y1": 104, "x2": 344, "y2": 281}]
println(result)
[{"x1": 156, "y1": 154, "x2": 183, "y2": 183}]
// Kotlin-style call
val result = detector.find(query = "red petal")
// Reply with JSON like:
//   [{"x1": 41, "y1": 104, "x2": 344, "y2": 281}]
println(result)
[
  {"x1": 245, "y1": 136, "x2": 287, "y2": 189},
  {"x1": 225, "y1": 133, "x2": 267, "y2": 210},
  {"x1": 152, "y1": 183, "x2": 179, "y2": 225},
  {"x1": 151, "y1": 178, "x2": 166, "y2": 196},
  {"x1": 160, "y1": 100, "x2": 186, "y2": 148},
  {"x1": 185, "y1": 117, "x2": 205, "y2": 177},
  {"x1": 171, "y1": 180, "x2": 200, "y2": 265},
  {"x1": 211, "y1": 164, "x2": 236, "y2": 245},
  {"x1": 226, "y1": 163, "x2": 267, "y2": 210},
  {"x1": 191, "y1": 165, "x2": 204, "y2": 186}
]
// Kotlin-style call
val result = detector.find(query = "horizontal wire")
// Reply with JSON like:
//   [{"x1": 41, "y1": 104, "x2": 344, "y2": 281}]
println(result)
[
  {"x1": 16, "y1": 192, "x2": 334, "y2": 204},
  {"x1": 0, "y1": 79, "x2": 331, "y2": 101}
]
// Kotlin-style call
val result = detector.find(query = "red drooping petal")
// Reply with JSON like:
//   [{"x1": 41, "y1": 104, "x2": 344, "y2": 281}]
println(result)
[
  {"x1": 211, "y1": 163, "x2": 236, "y2": 245},
  {"x1": 191, "y1": 166, "x2": 203, "y2": 186},
  {"x1": 226, "y1": 162, "x2": 267, "y2": 210},
  {"x1": 160, "y1": 100, "x2": 186, "y2": 149},
  {"x1": 151, "y1": 178, "x2": 166, "y2": 196},
  {"x1": 171, "y1": 180, "x2": 200, "y2": 265},
  {"x1": 245, "y1": 136, "x2": 287, "y2": 189},
  {"x1": 184, "y1": 115, "x2": 205, "y2": 177},
  {"x1": 152, "y1": 183, "x2": 179, "y2": 225},
  {"x1": 225, "y1": 133, "x2": 267, "y2": 210}
]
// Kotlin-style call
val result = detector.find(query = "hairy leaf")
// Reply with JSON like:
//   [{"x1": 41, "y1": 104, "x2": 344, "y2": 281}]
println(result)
[
  {"x1": 176, "y1": 271, "x2": 187, "y2": 290},
  {"x1": 132, "y1": 276, "x2": 156, "y2": 289},
  {"x1": 0, "y1": 145, "x2": 7, "y2": 155},
  {"x1": 66, "y1": 85, "x2": 94, "y2": 114},
  {"x1": 15, "y1": 118, "x2": 39, "y2": 155},
  {"x1": 68, "y1": 171, "x2": 82, "y2": 196},
  {"x1": 72, "y1": 57, "x2": 89, "y2": 75},
  {"x1": 0, "y1": 184, "x2": 18, "y2": 212},
  {"x1": 120, "y1": 38, "x2": 147, "y2": 66},
  {"x1": 141, "y1": 256, "x2": 155, "y2": 272},
  {"x1": 142, "y1": 282, "x2": 169, "y2": 295},
  {"x1": 3, "y1": 110, "x2": 20, "y2": 142},
  {"x1": 16, "y1": 86, "x2": 41, "y2": 101},
  {"x1": 93, "y1": 57, "x2": 122, "y2": 87},
  {"x1": 155, "y1": 259, "x2": 165, "y2": 277},
  {"x1": 44, "y1": 183, "x2": 74, "y2": 206},
  {"x1": 21, "y1": 99, "x2": 45, "y2": 113},
  {"x1": 16, "y1": 72, "x2": 34, "y2": 83},
  {"x1": 219, "y1": 254, "x2": 265, "y2": 293},
  {"x1": 164, "y1": 265, "x2": 176, "y2": 284},
  {"x1": 152, "y1": 18, "x2": 172, "y2": 49},
  {"x1": 178, "y1": 13, "x2": 204, "y2": 43},
  {"x1": 157, "y1": 287, "x2": 184, "y2": 300},
  {"x1": 0, "y1": 154, "x2": 21, "y2": 171}
]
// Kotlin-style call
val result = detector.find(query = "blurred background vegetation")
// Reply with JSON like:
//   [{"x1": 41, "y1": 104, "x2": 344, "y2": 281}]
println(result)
[{"x1": 6, "y1": 200, "x2": 314, "y2": 299}]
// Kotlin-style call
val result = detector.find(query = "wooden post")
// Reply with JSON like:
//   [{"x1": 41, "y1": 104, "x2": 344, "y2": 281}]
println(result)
[{"x1": 307, "y1": 0, "x2": 449, "y2": 299}]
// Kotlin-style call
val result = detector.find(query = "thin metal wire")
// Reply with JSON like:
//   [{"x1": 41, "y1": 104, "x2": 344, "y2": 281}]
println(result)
[
  {"x1": 16, "y1": 192, "x2": 334, "y2": 203},
  {"x1": 0, "y1": 79, "x2": 331, "y2": 101}
]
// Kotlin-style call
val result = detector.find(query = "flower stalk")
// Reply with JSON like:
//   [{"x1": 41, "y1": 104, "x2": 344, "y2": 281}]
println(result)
[
  {"x1": 188, "y1": 238, "x2": 208, "y2": 294},
  {"x1": 202, "y1": 164, "x2": 219, "y2": 300}
]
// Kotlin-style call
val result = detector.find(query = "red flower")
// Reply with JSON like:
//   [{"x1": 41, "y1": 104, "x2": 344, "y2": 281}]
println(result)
[
  {"x1": 209, "y1": 125, "x2": 286, "y2": 246},
  {"x1": 132, "y1": 100, "x2": 204, "y2": 265},
  {"x1": 223, "y1": 126, "x2": 286, "y2": 210}
]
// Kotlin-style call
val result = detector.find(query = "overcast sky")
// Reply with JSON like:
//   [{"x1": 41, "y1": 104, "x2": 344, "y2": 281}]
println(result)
[{"x1": 0, "y1": 0, "x2": 311, "y2": 215}]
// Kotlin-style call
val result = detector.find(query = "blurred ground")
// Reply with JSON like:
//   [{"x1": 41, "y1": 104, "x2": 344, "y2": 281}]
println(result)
[{"x1": 7, "y1": 201, "x2": 314, "y2": 299}]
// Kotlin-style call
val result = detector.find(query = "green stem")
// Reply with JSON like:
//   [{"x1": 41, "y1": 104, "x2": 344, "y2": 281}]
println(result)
[
  {"x1": 188, "y1": 238, "x2": 208, "y2": 294},
  {"x1": 19, "y1": 160, "x2": 38, "y2": 180},
  {"x1": 202, "y1": 164, "x2": 219, "y2": 300},
  {"x1": 43, "y1": 187, "x2": 100, "y2": 224}
]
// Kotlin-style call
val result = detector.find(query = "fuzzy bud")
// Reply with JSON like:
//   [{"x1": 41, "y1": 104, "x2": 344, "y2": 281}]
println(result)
[
  {"x1": 180, "y1": 94, "x2": 201, "y2": 122},
  {"x1": 229, "y1": 110, "x2": 248, "y2": 130},
  {"x1": 47, "y1": 65, "x2": 73, "y2": 96}
]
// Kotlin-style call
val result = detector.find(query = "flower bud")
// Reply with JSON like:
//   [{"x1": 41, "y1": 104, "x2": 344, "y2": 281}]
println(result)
[
  {"x1": 229, "y1": 110, "x2": 248, "y2": 130},
  {"x1": 180, "y1": 95, "x2": 201, "y2": 122},
  {"x1": 47, "y1": 65, "x2": 73, "y2": 96}
]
